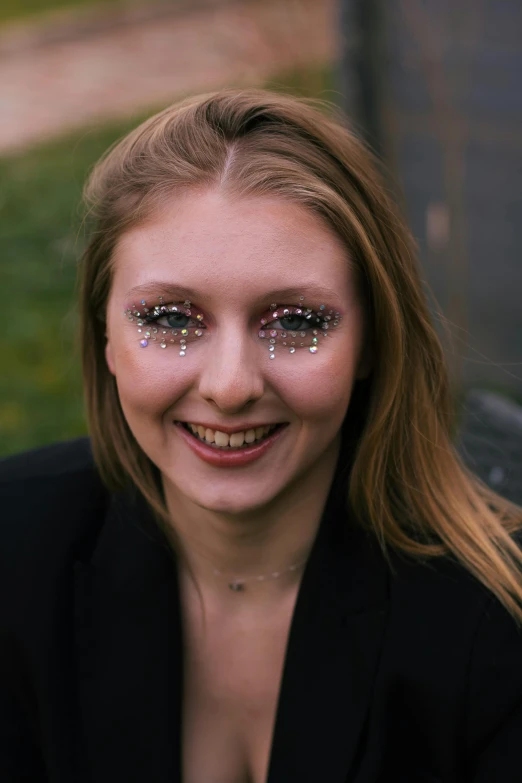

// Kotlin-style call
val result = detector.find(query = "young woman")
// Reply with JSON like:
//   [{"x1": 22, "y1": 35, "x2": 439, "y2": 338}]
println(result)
[{"x1": 1, "y1": 89, "x2": 522, "y2": 783}]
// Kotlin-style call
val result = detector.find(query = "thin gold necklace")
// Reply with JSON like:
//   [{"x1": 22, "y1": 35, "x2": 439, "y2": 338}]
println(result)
[{"x1": 212, "y1": 558, "x2": 307, "y2": 592}]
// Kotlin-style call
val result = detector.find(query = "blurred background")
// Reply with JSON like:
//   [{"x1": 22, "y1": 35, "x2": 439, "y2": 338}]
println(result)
[{"x1": 1, "y1": 0, "x2": 521, "y2": 492}]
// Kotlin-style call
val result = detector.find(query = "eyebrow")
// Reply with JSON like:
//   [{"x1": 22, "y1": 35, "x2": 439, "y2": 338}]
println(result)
[{"x1": 125, "y1": 282, "x2": 344, "y2": 308}]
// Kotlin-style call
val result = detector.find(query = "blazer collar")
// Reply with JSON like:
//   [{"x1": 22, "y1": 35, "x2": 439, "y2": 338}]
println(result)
[{"x1": 74, "y1": 469, "x2": 390, "y2": 783}]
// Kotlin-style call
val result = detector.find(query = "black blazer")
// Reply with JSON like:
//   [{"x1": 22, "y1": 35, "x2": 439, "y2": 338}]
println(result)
[{"x1": 1, "y1": 438, "x2": 522, "y2": 783}]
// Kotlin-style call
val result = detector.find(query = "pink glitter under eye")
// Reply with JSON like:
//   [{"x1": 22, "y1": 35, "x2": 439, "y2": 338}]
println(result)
[
  {"x1": 258, "y1": 301, "x2": 342, "y2": 358},
  {"x1": 124, "y1": 298, "x2": 205, "y2": 356}
]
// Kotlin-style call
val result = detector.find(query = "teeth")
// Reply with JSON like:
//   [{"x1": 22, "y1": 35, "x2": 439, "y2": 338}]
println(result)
[
  {"x1": 214, "y1": 430, "x2": 230, "y2": 447},
  {"x1": 184, "y1": 422, "x2": 279, "y2": 448},
  {"x1": 229, "y1": 432, "x2": 245, "y2": 448}
]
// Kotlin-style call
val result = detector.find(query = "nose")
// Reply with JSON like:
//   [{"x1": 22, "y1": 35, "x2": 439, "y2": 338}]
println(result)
[{"x1": 197, "y1": 326, "x2": 265, "y2": 413}]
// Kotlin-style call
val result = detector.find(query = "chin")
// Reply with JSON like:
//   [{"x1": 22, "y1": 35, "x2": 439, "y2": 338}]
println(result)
[{"x1": 176, "y1": 477, "x2": 284, "y2": 517}]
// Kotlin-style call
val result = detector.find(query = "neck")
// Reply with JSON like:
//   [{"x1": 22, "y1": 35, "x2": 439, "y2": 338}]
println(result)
[{"x1": 162, "y1": 437, "x2": 341, "y2": 602}]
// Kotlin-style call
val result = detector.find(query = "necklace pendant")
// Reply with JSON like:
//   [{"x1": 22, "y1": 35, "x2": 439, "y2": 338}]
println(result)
[{"x1": 229, "y1": 581, "x2": 245, "y2": 592}]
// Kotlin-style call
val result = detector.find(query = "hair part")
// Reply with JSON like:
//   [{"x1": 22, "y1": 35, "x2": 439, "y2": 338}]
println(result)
[{"x1": 79, "y1": 88, "x2": 522, "y2": 623}]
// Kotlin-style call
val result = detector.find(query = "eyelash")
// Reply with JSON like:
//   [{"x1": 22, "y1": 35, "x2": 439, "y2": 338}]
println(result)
[
  {"x1": 142, "y1": 305, "x2": 203, "y2": 331},
  {"x1": 261, "y1": 306, "x2": 328, "y2": 332}
]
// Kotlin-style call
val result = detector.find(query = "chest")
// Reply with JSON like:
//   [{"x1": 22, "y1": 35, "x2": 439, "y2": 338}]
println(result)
[{"x1": 180, "y1": 594, "x2": 296, "y2": 783}]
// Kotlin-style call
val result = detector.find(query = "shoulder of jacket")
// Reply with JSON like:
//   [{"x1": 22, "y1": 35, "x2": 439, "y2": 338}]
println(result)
[
  {"x1": 0, "y1": 438, "x2": 109, "y2": 573},
  {"x1": 385, "y1": 545, "x2": 495, "y2": 628},
  {"x1": 0, "y1": 437, "x2": 95, "y2": 483}
]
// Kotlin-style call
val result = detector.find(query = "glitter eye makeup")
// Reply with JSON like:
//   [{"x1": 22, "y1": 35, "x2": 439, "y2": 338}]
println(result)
[
  {"x1": 124, "y1": 298, "x2": 206, "y2": 356},
  {"x1": 258, "y1": 297, "x2": 342, "y2": 359},
  {"x1": 123, "y1": 294, "x2": 342, "y2": 359}
]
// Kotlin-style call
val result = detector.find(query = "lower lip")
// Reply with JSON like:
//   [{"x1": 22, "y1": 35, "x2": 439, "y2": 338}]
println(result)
[{"x1": 174, "y1": 422, "x2": 288, "y2": 467}]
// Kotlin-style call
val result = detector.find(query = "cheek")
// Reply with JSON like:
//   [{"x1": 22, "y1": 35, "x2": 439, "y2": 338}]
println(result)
[
  {"x1": 270, "y1": 341, "x2": 357, "y2": 427},
  {"x1": 110, "y1": 339, "x2": 191, "y2": 420}
]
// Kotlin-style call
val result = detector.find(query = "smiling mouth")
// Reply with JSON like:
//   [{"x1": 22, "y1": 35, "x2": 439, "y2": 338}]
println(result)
[{"x1": 177, "y1": 421, "x2": 285, "y2": 450}]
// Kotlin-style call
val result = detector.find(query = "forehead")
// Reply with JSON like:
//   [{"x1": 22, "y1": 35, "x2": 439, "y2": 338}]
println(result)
[{"x1": 111, "y1": 190, "x2": 354, "y2": 306}]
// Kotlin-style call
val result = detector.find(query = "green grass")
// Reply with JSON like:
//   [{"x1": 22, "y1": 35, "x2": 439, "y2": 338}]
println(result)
[
  {"x1": 0, "y1": 0, "x2": 124, "y2": 25},
  {"x1": 0, "y1": 66, "x2": 335, "y2": 458}
]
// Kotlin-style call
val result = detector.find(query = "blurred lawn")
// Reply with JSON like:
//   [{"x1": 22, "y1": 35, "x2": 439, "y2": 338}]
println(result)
[
  {"x1": 0, "y1": 66, "x2": 335, "y2": 457},
  {"x1": 0, "y1": 0, "x2": 124, "y2": 24}
]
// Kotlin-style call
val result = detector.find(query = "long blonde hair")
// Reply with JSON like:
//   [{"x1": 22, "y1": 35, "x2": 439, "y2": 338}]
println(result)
[{"x1": 79, "y1": 88, "x2": 522, "y2": 622}]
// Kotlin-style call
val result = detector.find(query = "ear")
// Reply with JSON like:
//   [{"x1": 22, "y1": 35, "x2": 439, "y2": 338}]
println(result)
[{"x1": 105, "y1": 338, "x2": 116, "y2": 376}]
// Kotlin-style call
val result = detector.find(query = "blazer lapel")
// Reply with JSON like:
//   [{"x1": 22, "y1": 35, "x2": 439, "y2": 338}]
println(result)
[
  {"x1": 73, "y1": 453, "x2": 389, "y2": 783},
  {"x1": 73, "y1": 491, "x2": 183, "y2": 783},
  {"x1": 267, "y1": 480, "x2": 390, "y2": 783}
]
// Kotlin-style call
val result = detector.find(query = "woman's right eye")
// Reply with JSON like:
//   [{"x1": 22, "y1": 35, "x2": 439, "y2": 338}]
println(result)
[
  {"x1": 156, "y1": 312, "x2": 190, "y2": 329},
  {"x1": 279, "y1": 315, "x2": 306, "y2": 331}
]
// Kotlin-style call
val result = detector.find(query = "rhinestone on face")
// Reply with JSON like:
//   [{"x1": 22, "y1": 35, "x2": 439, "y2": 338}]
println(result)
[
  {"x1": 180, "y1": 350, "x2": 186, "y2": 356},
  {"x1": 195, "y1": 329, "x2": 203, "y2": 337},
  {"x1": 283, "y1": 308, "x2": 289, "y2": 315},
  {"x1": 270, "y1": 330, "x2": 277, "y2": 337},
  {"x1": 269, "y1": 339, "x2": 275, "y2": 344},
  {"x1": 140, "y1": 339, "x2": 148, "y2": 347},
  {"x1": 269, "y1": 346, "x2": 275, "y2": 352},
  {"x1": 141, "y1": 299, "x2": 146, "y2": 305},
  {"x1": 160, "y1": 342, "x2": 167, "y2": 349},
  {"x1": 309, "y1": 346, "x2": 318, "y2": 354},
  {"x1": 269, "y1": 354, "x2": 275, "y2": 359},
  {"x1": 289, "y1": 347, "x2": 296, "y2": 354},
  {"x1": 259, "y1": 330, "x2": 266, "y2": 338}
]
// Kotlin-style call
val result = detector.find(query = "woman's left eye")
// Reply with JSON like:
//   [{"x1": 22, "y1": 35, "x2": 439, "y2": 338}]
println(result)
[
  {"x1": 276, "y1": 314, "x2": 312, "y2": 331},
  {"x1": 265, "y1": 312, "x2": 324, "y2": 332}
]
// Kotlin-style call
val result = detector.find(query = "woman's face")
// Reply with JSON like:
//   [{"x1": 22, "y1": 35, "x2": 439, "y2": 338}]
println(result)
[{"x1": 105, "y1": 190, "x2": 370, "y2": 515}]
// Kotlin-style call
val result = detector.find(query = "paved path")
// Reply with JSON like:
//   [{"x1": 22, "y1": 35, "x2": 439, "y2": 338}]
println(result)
[{"x1": 0, "y1": 0, "x2": 336, "y2": 154}]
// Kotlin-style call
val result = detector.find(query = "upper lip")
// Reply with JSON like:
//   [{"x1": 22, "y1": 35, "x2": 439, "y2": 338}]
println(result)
[{"x1": 175, "y1": 420, "x2": 285, "y2": 435}]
